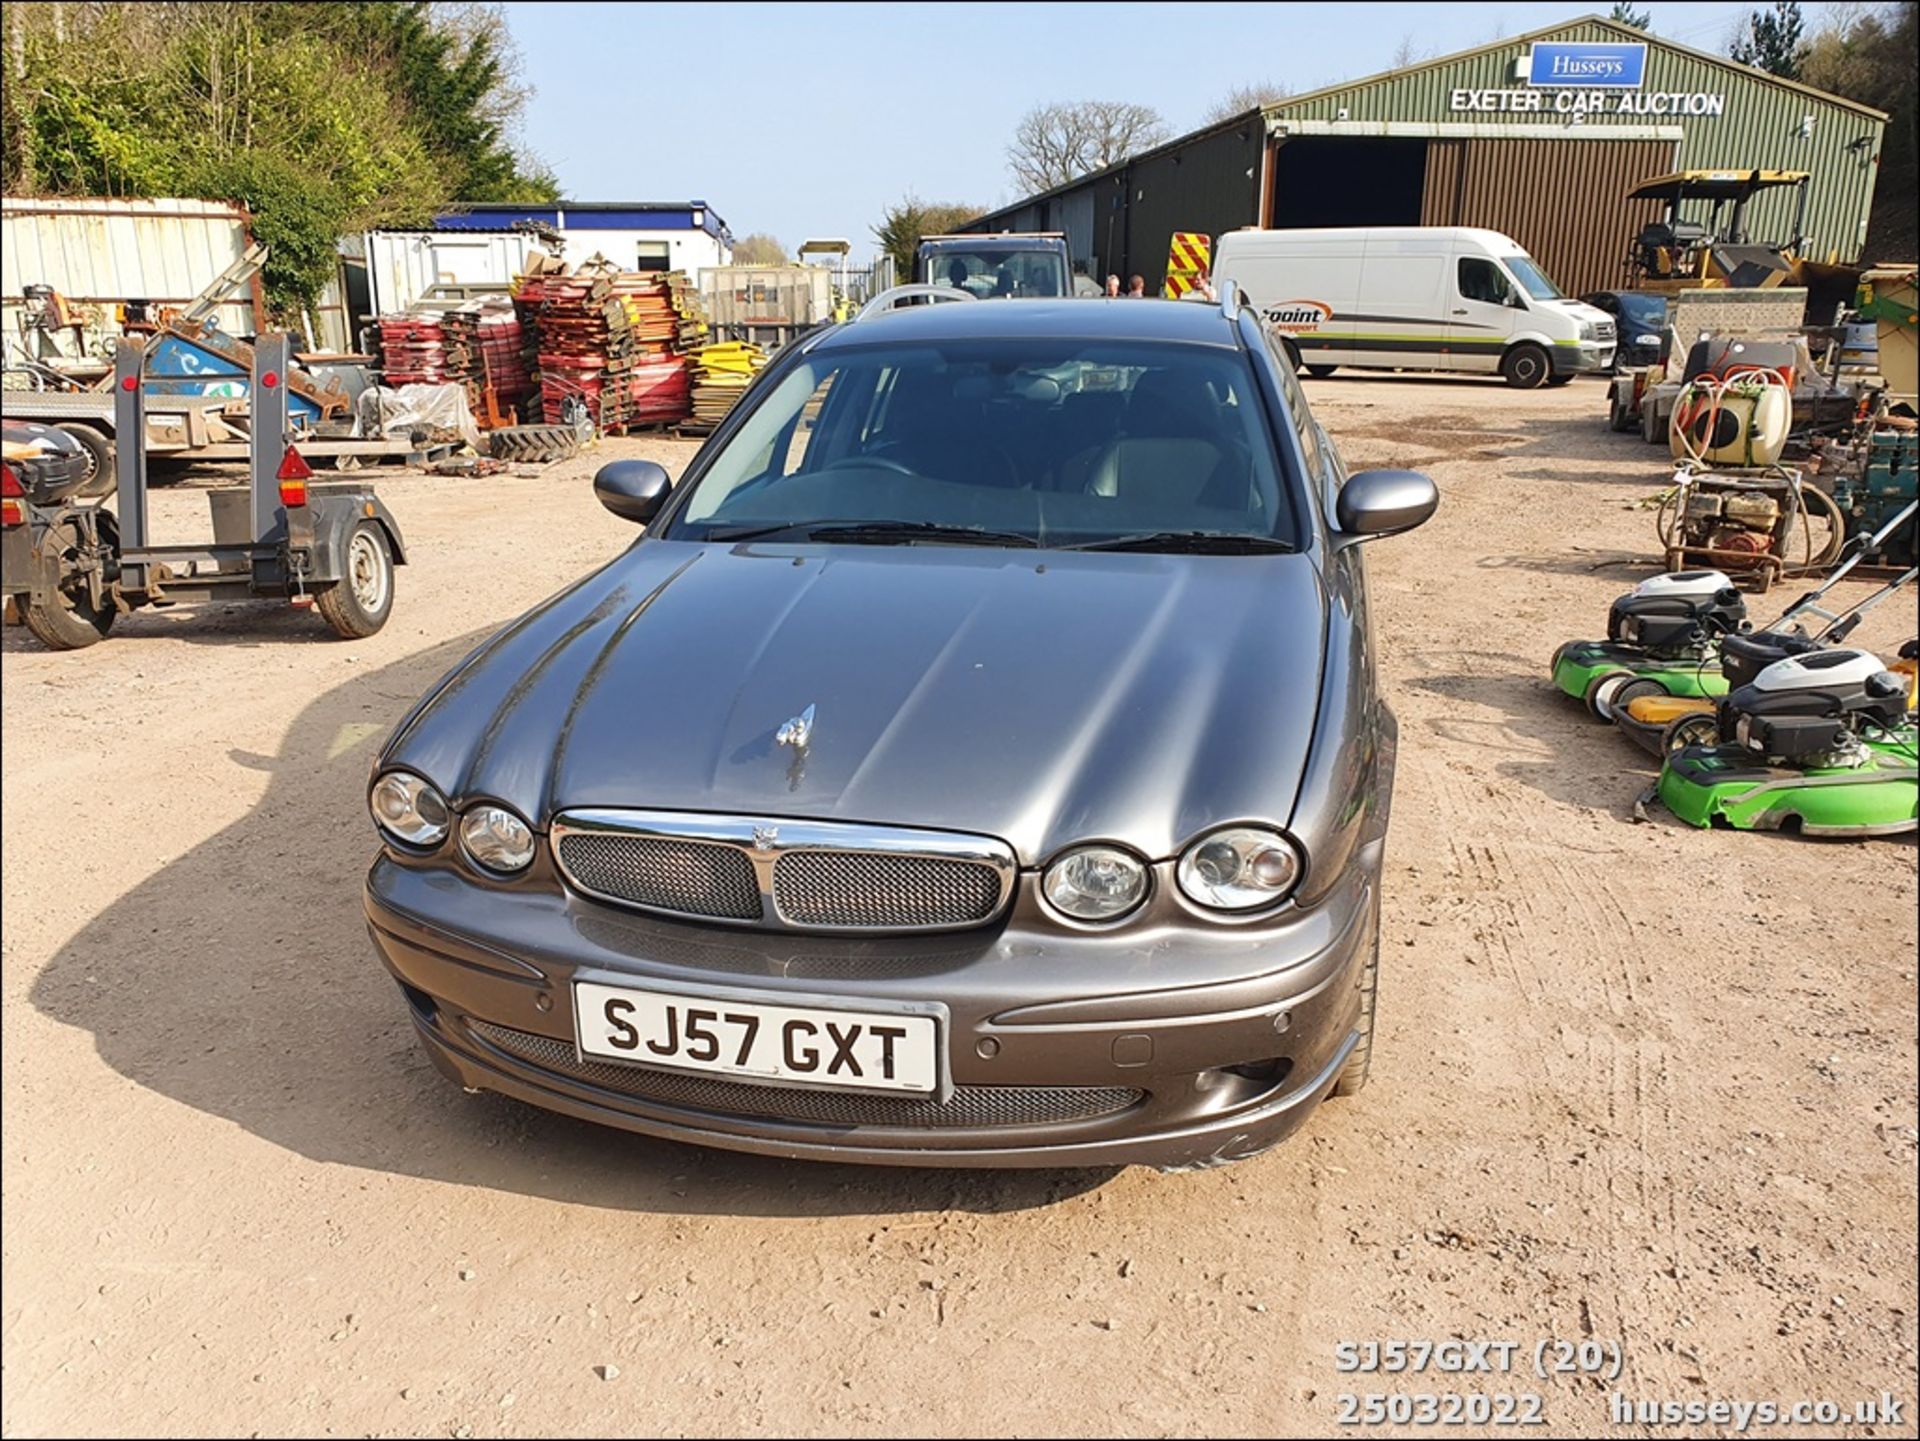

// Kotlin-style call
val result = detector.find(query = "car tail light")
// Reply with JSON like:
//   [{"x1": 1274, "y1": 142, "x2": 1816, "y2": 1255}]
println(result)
[
  {"x1": 1, "y1": 462, "x2": 22, "y2": 527},
  {"x1": 277, "y1": 445, "x2": 312, "y2": 507}
]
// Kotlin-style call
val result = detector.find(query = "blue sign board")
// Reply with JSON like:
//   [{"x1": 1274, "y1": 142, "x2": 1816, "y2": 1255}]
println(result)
[{"x1": 1526, "y1": 41, "x2": 1648, "y2": 88}]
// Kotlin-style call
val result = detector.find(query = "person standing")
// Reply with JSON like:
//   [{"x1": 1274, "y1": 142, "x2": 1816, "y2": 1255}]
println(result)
[
  {"x1": 1126, "y1": 275, "x2": 1146, "y2": 297},
  {"x1": 1103, "y1": 274, "x2": 1122, "y2": 297}
]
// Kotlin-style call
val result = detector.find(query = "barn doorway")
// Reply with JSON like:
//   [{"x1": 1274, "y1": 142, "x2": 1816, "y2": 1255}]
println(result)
[{"x1": 1268, "y1": 138, "x2": 1427, "y2": 229}]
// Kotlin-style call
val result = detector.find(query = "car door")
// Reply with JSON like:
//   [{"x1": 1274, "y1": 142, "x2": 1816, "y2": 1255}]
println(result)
[{"x1": 1446, "y1": 251, "x2": 1523, "y2": 373}]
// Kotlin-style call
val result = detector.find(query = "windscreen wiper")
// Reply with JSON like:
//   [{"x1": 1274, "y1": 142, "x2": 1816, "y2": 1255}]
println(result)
[
  {"x1": 803, "y1": 521, "x2": 1040, "y2": 548},
  {"x1": 1067, "y1": 530, "x2": 1297, "y2": 554}
]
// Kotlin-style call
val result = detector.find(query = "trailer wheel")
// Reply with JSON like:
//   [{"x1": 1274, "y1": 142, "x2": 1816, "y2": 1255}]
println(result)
[
  {"x1": 489, "y1": 424, "x2": 581, "y2": 464},
  {"x1": 1608, "y1": 392, "x2": 1635, "y2": 432},
  {"x1": 314, "y1": 522, "x2": 394, "y2": 639},
  {"x1": 21, "y1": 518, "x2": 116, "y2": 651},
  {"x1": 57, "y1": 424, "x2": 117, "y2": 498},
  {"x1": 1500, "y1": 343, "x2": 1550, "y2": 390}
]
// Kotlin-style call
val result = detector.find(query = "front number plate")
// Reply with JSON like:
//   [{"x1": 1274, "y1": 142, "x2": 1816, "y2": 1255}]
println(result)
[{"x1": 573, "y1": 980, "x2": 940, "y2": 1094}]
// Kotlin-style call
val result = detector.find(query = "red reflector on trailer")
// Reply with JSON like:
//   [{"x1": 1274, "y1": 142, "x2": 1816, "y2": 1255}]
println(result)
[
  {"x1": 261, "y1": 370, "x2": 280, "y2": 389},
  {"x1": 277, "y1": 445, "x2": 313, "y2": 482},
  {"x1": 279, "y1": 479, "x2": 308, "y2": 508},
  {"x1": 1, "y1": 500, "x2": 22, "y2": 527},
  {"x1": 120, "y1": 376, "x2": 138, "y2": 392}
]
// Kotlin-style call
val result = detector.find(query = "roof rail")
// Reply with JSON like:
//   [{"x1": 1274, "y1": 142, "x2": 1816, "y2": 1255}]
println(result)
[
  {"x1": 1218, "y1": 277, "x2": 1246, "y2": 322},
  {"x1": 853, "y1": 284, "x2": 979, "y2": 322}
]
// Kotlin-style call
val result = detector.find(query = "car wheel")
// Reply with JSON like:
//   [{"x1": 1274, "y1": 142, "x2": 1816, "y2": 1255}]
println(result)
[
  {"x1": 21, "y1": 518, "x2": 116, "y2": 651},
  {"x1": 1501, "y1": 343, "x2": 1550, "y2": 390},
  {"x1": 314, "y1": 522, "x2": 394, "y2": 639},
  {"x1": 57, "y1": 424, "x2": 117, "y2": 498},
  {"x1": 1331, "y1": 890, "x2": 1380, "y2": 1098},
  {"x1": 1304, "y1": 363, "x2": 1339, "y2": 379}
]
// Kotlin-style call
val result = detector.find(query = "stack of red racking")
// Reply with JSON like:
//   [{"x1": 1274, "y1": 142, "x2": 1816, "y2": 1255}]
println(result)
[
  {"x1": 375, "y1": 315, "x2": 451, "y2": 385},
  {"x1": 442, "y1": 299, "x2": 535, "y2": 423},
  {"x1": 511, "y1": 259, "x2": 695, "y2": 433}
]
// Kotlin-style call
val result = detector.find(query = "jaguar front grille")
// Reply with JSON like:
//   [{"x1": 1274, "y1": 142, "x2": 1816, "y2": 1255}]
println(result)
[{"x1": 550, "y1": 811, "x2": 1016, "y2": 934}]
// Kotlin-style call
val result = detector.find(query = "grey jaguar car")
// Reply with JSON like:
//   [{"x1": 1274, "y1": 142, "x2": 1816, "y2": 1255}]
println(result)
[{"x1": 364, "y1": 290, "x2": 1437, "y2": 1169}]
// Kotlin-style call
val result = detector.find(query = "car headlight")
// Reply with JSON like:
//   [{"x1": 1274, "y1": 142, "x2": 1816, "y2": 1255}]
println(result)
[
  {"x1": 1635, "y1": 332, "x2": 1660, "y2": 346},
  {"x1": 460, "y1": 803, "x2": 536, "y2": 873},
  {"x1": 1177, "y1": 826, "x2": 1302, "y2": 911},
  {"x1": 1041, "y1": 845, "x2": 1148, "y2": 922},
  {"x1": 370, "y1": 769, "x2": 450, "y2": 847}
]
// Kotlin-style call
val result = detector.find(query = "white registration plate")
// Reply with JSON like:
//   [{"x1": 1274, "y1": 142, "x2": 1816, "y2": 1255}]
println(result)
[{"x1": 573, "y1": 979, "x2": 941, "y2": 1094}]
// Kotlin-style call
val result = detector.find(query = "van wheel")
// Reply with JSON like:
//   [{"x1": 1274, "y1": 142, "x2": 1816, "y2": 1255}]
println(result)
[
  {"x1": 1303, "y1": 363, "x2": 1338, "y2": 379},
  {"x1": 1501, "y1": 343, "x2": 1550, "y2": 389},
  {"x1": 1545, "y1": 372, "x2": 1574, "y2": 387},
  {"x1": 1278, "y1": 338, "x2": 1303, "y2": 372}
]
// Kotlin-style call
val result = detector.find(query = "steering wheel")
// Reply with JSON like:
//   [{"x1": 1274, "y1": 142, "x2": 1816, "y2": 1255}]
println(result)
[{"x1": 821, "y1": 453, "x2": 917, "y2": 477}]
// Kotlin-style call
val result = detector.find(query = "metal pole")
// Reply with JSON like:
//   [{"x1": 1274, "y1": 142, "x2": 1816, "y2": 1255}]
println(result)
[
  {"x1": 251, "y1": 331, "x2": 288, "y2": 546},
  {"x1": 113, "y1": 337, "x2": 147, "y2": 589}
]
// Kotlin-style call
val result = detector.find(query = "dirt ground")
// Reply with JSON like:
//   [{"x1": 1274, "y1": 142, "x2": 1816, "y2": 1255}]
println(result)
[{"x1": 3, "y1": 377, "x2": 1915, "y2": 1439}]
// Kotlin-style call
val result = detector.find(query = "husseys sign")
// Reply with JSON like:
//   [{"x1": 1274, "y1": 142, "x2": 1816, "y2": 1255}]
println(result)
[{"x1": 1449, "y1": 40, "x2": 1727, "y2": 119}]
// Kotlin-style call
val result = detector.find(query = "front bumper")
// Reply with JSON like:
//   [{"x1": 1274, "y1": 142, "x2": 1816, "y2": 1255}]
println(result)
[
  {"x1": 1552, "y1": 342, "x2": 1616, "y2": 376},
  {"x1": 364, "y1": 846, "x2": 1381, "y2": 1169}
]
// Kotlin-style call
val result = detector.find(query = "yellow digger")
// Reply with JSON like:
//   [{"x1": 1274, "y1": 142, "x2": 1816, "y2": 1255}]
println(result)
[{"x1": 1626, "y1": 169, "x2": 1856, "y2": 300}]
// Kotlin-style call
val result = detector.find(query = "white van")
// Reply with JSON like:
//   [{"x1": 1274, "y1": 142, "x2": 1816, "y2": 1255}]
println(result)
[{"x1": 1212, "y1": 227, "x2": 1615, "y2": 388}]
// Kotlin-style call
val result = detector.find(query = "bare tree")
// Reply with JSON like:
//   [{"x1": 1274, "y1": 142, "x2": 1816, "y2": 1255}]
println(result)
[
  {"x1": 730, "y1": 233, "x2": 787, "y2": 265},
  {"x1": 1391, "y1": 34, "x2": 1425, "y2": 67},
  {"x1": 1007, "y1": 101, "x2": 1170, "y2": 193},
  {"x1": 1203, "y1": 82, "x2": 1289, "y2": 123}
]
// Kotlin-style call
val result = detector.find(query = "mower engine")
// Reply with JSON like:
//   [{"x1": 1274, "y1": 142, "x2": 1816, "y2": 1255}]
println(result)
[
  {"x1": 1608, "y1": 571, "x2": 1747, "y2": 658},
  {"x1": 1717, "y1": 649, "x2": 1911, "y2": 768},
  {"x1": 1679, "y1": 490, "x2": 1783, "y2": 569}
]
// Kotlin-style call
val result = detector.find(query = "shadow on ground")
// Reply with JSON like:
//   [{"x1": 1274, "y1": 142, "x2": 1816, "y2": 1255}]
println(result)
[{"x1": 28, "y1": 631, "x2": 1116, "y2": 1217}]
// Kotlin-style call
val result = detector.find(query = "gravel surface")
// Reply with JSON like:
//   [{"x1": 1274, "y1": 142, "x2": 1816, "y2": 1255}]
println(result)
[{"x1": 3, "y1": 377, "x2": 1914, "y2": 1437}]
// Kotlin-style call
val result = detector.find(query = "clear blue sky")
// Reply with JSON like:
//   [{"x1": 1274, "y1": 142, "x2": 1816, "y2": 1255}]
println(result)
[{"x1": 501, "y1": 1, "x2": 1783, "y2": 256}]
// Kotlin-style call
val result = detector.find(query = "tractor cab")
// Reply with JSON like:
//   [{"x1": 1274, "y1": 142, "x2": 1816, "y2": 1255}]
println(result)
[{"x1": 1627, "y1": 169, "x2": 1812, "y2": 291}]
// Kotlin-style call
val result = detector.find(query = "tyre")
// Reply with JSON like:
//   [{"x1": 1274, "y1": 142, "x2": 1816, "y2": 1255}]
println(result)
[
  {"x1": 1583, "y1": 668, "x2": 1635, "y2": 720},
  {"x1": 1332, "y1": 890, "x2": 1381, "y2": 1098},
  {"x1": 1304, "y1": 363, "x2": 1339, "y2": 379},
  {"x1": 1279, "y1": 338, "x2": 1302, "y2": 372},
  {"x1": 1608, "y1": 392, "x2": 1634, "y2": 432},
  {"x1": 489, "y1": 424, "x2": 581, "y2": 464},
  {"x1": 21, "y1": 517, "x2": 116, "y2": 651},
  {"x1": 1545, "y1": 372, "x2": 1575, "y2": 387},
  {"x1": 57, "y1": 424, "x2": 117, "y2": 499},
  {"x1": 1662, "y1": 712, "x2": 1720, "y2": 753},
  {"x1": 1500, "y1": 343, "x2": 1551, "y2": 389},
  {"x1": 1603, "y1": 676, "x2": 1666, "y2": 723},
  {"x1": 314, "y1": 522, "x2": 394, "y2": 639},
  {"x1": 1641, "y1": 399, "x2": 1665, "y2": 446}
]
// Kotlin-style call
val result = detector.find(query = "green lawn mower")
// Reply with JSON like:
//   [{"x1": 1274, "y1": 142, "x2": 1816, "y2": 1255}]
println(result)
[
  {"x1": 1550, "y1": 570, "x2": 1748, "y2": 720},
  {"x1": 1656, "y1": 648, "x2": 1918, "y2": 836}
]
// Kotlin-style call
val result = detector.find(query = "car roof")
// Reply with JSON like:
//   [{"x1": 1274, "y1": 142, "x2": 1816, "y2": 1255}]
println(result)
[{"x1": 817, "y1": 297, "x2": 1242, "y2": 350}]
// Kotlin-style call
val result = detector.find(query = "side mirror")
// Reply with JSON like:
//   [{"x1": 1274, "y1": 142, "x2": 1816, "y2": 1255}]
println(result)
[
  {"x1": 593, "y1": 460, "x2": 671, "y2": 525},
  {"x1": 1334, "y1": 469, "x2": 1438, "y2": 547}
]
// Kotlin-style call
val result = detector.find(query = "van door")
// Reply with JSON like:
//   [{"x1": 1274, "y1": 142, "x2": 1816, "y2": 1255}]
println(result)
[
  {"x1": 1445, "y1": 248, "x2": 1523, "y2": 374},
  {"x1": 1229, "y1": 238, "x2": 1359, "y2": 373},
  {"x1": 1353, "y1": 233, "x2": 1449, "y2": 373}
]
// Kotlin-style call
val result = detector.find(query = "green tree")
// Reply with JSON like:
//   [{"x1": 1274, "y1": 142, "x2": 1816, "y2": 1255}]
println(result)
[
  {"x1": 1608, "y1": 2, "x2": 1652, "y2": 29},
  {"x1": 872, "y1": 198, "x2": 985, "y2": 287},
  {"x1": 1730, "y1": 0, "x2": 1807, "y2": 79},
  {"x1": 731, "y1": 233, "x2": 788, "y2": 266},
  {"x1": 1800, "y1": 1, "x2": 1917, "y2": 260}
]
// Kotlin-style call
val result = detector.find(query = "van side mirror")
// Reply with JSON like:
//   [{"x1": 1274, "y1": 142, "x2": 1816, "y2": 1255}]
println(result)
[
  {"x1": 1334, "y1": 469, "x2": 1438, "y2": 548},
  {"x1": 593, "y1": 460, "x2": 672, "y2": 525}
]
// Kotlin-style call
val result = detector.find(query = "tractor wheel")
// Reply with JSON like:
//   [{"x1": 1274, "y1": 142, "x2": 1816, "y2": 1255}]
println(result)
[
  {"x1": 1662, "y1": 712, "x2": 1720, "y2": 754},
  {"x1": 1331, "y1": 889, "x2": 1381, "y2": 1098},
  {"x1": 314, "y1": 522, "x2": 394, "y2": 639},
  {"x1": 1602, "y1": 676, "x2": 1666, "y2": 723},
  {"x1": 489, "y1": 424, "x2": 581, "y2": 464},
  {"x1": 21, "y1": 517, "x2": 116, "y2": 651},
  {"x1": 58, "y1": 424, "x2": 118, "y2": 498},
  {"x1": 1501, "y1": 343, "x2": 1551, "y2": 390}
]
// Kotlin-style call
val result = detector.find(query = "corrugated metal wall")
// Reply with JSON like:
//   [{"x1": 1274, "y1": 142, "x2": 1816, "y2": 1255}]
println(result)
[
  {"x1": 1266, "y1": 17, "x2": 1884, "y2": 263},
  {"x1": 1421, "y1": 137, "x2": 1675, "y2": 294},
  {"x1": 1, "y1": 196, "x2": 260, "y2": 336},
  {"x1": 1125, "y1": 125, "x2": 1265, "y2": 289}
]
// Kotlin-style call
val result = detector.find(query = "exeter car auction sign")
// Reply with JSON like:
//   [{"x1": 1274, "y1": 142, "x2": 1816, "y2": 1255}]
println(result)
[{"x1": 1450, "y1": 41, "x2": 1727, "y2": 119}]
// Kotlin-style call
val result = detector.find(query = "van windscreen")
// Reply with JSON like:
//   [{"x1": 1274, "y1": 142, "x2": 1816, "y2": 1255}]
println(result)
[{"x1": 1504, "y1": 255, "x2": 1564, "y2": 301}]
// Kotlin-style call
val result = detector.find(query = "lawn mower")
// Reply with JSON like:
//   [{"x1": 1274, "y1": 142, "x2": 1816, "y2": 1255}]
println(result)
[
  {"x1": 1655, "y1": 647, "x2": 1918, "y2": 836},
  {"x1": 1550, "y1": 569, "x2": 1749, "y2": 720},
  {"x1": 1615, "y1": 500, "x2": 1917, "y2": 754}
]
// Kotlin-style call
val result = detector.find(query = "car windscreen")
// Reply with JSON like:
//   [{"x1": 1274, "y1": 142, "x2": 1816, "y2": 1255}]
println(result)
[
  {"x1": 1614, "y1": 293, "x2": 1669, "y2": 331},
  {"x1": 1503, "y1": 254, "x2": 1565, "y2": 301},
  {"x1": 663, "y1": 338, "x2": 1298, "y2": 551},
  {"x1": 923, "y1": 250, "x2": 1065, "y2": 298}
]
